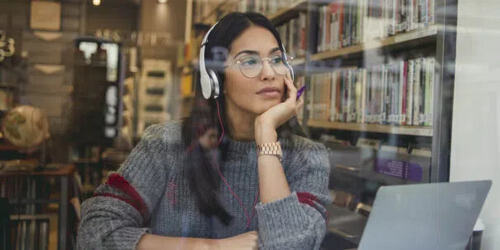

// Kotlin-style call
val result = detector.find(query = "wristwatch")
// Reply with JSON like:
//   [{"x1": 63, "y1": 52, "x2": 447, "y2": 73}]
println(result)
[{"x1": 256, "y1": 141, "x2": 283, "y2": 161}]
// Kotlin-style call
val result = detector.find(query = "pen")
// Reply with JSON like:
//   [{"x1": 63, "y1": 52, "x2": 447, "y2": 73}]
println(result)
[{"x1": 296, "y1": 86, "x2": 306, "y2": 100}]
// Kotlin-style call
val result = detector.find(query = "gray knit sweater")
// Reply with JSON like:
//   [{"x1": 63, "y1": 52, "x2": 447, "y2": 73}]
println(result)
[{"x1": 77, "y1": 121, "x2": 332, "y2": 250}]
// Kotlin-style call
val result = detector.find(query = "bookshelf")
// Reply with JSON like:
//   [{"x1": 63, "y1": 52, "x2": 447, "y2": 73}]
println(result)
[
  {"x1": 267, "y1": 1, "x2": 308, "y2": 24},
  {"x1": 8, "y1": 214, "x2": 58, "y2": 250},
  {"x1": 0, "y1": 164, "x2": 75, "y2": 250},
  {"x1": 307, "y1": 120, "x2": 433, "y2": 137},
  {"x1": 311, "y1": 25, "x2": 438, "y2": 61}
]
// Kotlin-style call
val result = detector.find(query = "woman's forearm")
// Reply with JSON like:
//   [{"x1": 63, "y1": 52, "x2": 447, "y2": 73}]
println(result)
[
  {"x1": 254, "y1": 122, "x2": 291, "y2": 204},
  {"x1": 137, "y1": 233, "x2": 215, "y2": 250}
]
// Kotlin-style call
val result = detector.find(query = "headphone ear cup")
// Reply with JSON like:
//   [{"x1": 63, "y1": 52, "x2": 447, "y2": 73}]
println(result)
[
  {"x1": 200, "y1": 72, "x2": 213, "y2": 100},
  {"x1": 208, "y1": 70, "x2": 220, "y2": 99}
]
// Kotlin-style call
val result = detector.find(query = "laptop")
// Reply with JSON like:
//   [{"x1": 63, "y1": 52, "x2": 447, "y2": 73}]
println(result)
[{"x1": 356, "y1": 180, "x2": 491, "y2": 250}]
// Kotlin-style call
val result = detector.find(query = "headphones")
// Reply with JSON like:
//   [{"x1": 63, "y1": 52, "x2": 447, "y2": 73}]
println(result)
[{"x1": 199, "y1": 22, "x2": 295, "y2": 100}]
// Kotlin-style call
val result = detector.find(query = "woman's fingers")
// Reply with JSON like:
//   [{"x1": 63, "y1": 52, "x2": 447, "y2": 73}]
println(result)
[{"x1": 284, "y1": 77, "x2": 297, "y2": 100}]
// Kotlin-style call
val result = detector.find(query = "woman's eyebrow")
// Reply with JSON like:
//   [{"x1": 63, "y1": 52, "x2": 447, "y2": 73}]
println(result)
[
  {"x1": 233, "y1": 50, "x2": 258, "y2": 59},
  {"x1": 233, "y1": 47, "x2": 282, "y2": 59},
  {"x1": 269, "y1": 47, "x2": 281, "y2": 54}
]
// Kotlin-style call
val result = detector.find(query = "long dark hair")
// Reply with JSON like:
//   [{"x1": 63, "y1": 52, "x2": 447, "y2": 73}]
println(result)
[{"x1": 181, "y1": 12, "x2": 306, "y2": 225}]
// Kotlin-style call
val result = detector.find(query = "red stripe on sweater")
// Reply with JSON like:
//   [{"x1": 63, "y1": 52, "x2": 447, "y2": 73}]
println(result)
[
  {"x1": 93, "y1": 192, "x2": 143, "y2": 213},
  {"x1": 297, "y1": 192, "x2": 329, "y2": 223},
  {"x1": 104, "y1": 173, "x2": 149, "y2": 219},
  {"x1": 297, "y1": 192, "x2": 319, "y2": 204}
]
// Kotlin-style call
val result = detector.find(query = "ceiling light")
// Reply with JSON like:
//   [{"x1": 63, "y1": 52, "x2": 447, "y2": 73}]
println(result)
[
  {"x1": 92, "y1": 0, "x2": 101, "y2": 6},
  {"x1": 158, "y1": 0, "x2": 168, "y2": 3}
]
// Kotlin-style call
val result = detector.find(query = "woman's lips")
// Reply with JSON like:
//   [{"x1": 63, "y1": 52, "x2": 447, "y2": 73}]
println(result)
[{"x1": 257, "y1": 88, "x2": 281, "y2": 98}]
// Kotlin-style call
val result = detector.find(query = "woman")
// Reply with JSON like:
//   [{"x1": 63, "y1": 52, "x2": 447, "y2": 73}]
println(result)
[{"x1": 77, "y1": 12, "x2": 331, "y2": 250}]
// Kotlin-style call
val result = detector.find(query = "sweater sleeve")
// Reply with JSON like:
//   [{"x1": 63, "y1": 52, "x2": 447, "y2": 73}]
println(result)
[
  {"x1": 76, "y1": 124, "x2": 172, "y2": 250},
  {"x1": 255, "y1": 139, "x2": 332, "y2": 250}
]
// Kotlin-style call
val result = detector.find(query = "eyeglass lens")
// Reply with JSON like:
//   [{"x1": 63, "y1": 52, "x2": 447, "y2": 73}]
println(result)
[{"x1": 237, "y1": 55, "x2": 289, "y2": 78}]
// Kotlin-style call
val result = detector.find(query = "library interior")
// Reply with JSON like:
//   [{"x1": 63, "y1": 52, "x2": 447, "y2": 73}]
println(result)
[{"x1": 0, "y1": 0, "x2": 499, "y2": 250}]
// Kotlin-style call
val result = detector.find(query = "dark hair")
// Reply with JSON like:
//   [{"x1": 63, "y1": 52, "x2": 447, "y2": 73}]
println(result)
[{"x1": 181, "y1": 12, "x2": 306, "y2": 225}]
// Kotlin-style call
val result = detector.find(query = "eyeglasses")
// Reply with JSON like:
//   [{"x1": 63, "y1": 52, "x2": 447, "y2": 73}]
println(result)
[{"x1": 226, "y1": 54, "x2": 292, "y2": 78}]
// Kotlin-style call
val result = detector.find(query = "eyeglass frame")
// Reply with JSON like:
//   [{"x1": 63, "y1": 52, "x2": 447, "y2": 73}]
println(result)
[{"x1": 224, "y1": 53, "x2": 294, "y2": 78}]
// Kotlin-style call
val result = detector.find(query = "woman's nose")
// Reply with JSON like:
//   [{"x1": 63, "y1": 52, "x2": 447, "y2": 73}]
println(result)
[{"x1": 260, "y1": 60, "x2": 276, "y2": 81}]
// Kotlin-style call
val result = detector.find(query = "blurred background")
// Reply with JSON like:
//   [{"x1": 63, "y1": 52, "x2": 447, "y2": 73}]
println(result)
[{"x1": 0, "y1": 0, "x2": 498, "y2": 249}]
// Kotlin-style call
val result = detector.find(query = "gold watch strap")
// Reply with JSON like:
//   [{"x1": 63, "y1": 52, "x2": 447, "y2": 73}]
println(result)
[{"x1": 256, "y1": 141, "x2": 283, "y2": 161}]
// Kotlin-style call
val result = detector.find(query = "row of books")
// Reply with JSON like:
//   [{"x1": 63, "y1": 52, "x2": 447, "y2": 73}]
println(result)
[
  {"x1": 276, "y1": 13, "x2": 307, "y2": 58},
  {"x1": 317, "y1": 0, "x2": 435, "y2": 52},
  {"x1": 322, "y1": 135, "x2": 431, "y2": 183},
  {"x1": 309, "y1": 57, "x2": 435, "y2": 126},
  {"x1": 0, "y1": 177, "x2": 40, "y2": 214},
  {"x1": 10, "y1": 219, "x2": 50, "y2": 250},
  {"x1": 238, "y1": 0, "x2": 304, "y2": 16},
  {"x1": 320, "y1": 134, "x2": 432, "y2": 156}
]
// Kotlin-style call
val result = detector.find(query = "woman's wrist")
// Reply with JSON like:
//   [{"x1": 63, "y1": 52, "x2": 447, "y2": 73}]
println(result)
[{"x1": 254, "y1": 119, "x2": 277, "y2": 145}]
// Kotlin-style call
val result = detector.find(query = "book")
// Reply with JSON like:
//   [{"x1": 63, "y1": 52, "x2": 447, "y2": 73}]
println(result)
[
  {"x1": 315, "y1": 0, "x2": 435, "y2": 51},
  {"x1": 310, "y1": 57, "x2": 434, "y2": 127}
]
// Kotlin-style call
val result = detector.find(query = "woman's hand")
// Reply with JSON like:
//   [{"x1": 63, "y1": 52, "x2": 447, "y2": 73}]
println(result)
[
  {"x1": 255, "y1": 77, "x2": 304, "y2": 144},
  {"x1": 212, "y1": 231, "x2": 259, "y2": 250}
]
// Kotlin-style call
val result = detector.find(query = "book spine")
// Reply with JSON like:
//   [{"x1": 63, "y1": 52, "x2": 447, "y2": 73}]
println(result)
[
  {"x1": 318, "y1": 6, "x2": 323, "y2": 52},
  {"x1": 413, "y1": 58, "x2": 421, "y2": 125},
  {"x1": 428, "y1": 0, "x2": 435, "y2": 24},
  {"x1": 339, "y1": 0, "x2": 345, "y2": 47},
  {"x1": 380, "y1": 64, "x2": 387, "y2": 124},
  {"x1": 330, "y1": 72, "x2": 337, "y2": 121},
  {"x1": 402, "y1": 60, "x2": 409, "y2": 125},
  {"x1": 419, "y1": 58, "x2": 426, "y2": 126},
  {"x1": 407, "y1": 59, "x2": 414, "y2": 125},
  {"x1": 424, "y1": 57, "x2": 434, "y2": 126},
  {"x1": 336, "y1": 71, "x2": 342, "y2": 121},
  {"x1": 326, "y1": 5, "x2": 332, "y2": 51}
]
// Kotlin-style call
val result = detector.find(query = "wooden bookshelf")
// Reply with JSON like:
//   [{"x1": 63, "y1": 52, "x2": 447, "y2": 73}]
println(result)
[
  {"x1": 0, "y1": 164, "x2": 75, "y2": 250},
  {"x1": 311, "y1": 25, "x2": 438, "y2": 61},
  {"x1": 291, "y1": 57, "x2": 306, "y2": 65},
  {"x1": 333, "y1": 164, "x2": 419, "y2": 186},
  {"x1": 9, "y1": 214, "x2": 58, "y2": 250},
  {"x1": 199, "y1": 1, "x2": 229, "y2": 22},
  {"x1": 267, "y1": 1, "x2": 308, "y2": 24},
  {"x1": 307, "y1": 120, "x2": 433, "y2": 137}
]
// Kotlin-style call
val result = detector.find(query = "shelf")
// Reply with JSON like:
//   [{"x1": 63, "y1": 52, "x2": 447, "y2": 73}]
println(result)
[
  {"x1": 332, "y1": 164, "x2": 418, "y2": 186},
  {"x1": 9, "y1": 213, "x2": 57, "y2": 220},
  {"x1": 307, "y1": 120, "x2": 433, "y2": 137},
  {"x1": 72, "y1": 158, "x2": 99, "y2": 164},
  {"x1": 0, "y1": 164, "x2": 75, "y2": 176},
  {"x1": 9, "y1": 199, "x2": 60, "y2": 205},
  {"x1": 0, "y1": 83, "x2": 18, "y2": 89},
  {"x1": 311, "y1": 25, "x2": 438, "y2": 61},
  {"x1": 267, "y1": 1, "x2": 308, "y2": 24},
  {"x1": 291, "y1": 57, "x2": 306, "y2": 66},
  {"x1": 182, "y1": 94, "x2": 195, "y2": 99},
  {"x1": 199, "y1": 1, "x2": 237, "y2": 23}
]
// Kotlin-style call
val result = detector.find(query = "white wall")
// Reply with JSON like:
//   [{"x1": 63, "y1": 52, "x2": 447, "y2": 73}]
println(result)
[{"x1": 451, "y1": 0, "x2": 500, "y2": 249}]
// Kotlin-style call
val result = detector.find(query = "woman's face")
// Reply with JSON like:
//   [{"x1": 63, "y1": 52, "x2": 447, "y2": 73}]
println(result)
[{"x1": 224, "y1": 25, "x2": 287, "y2": 116}]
